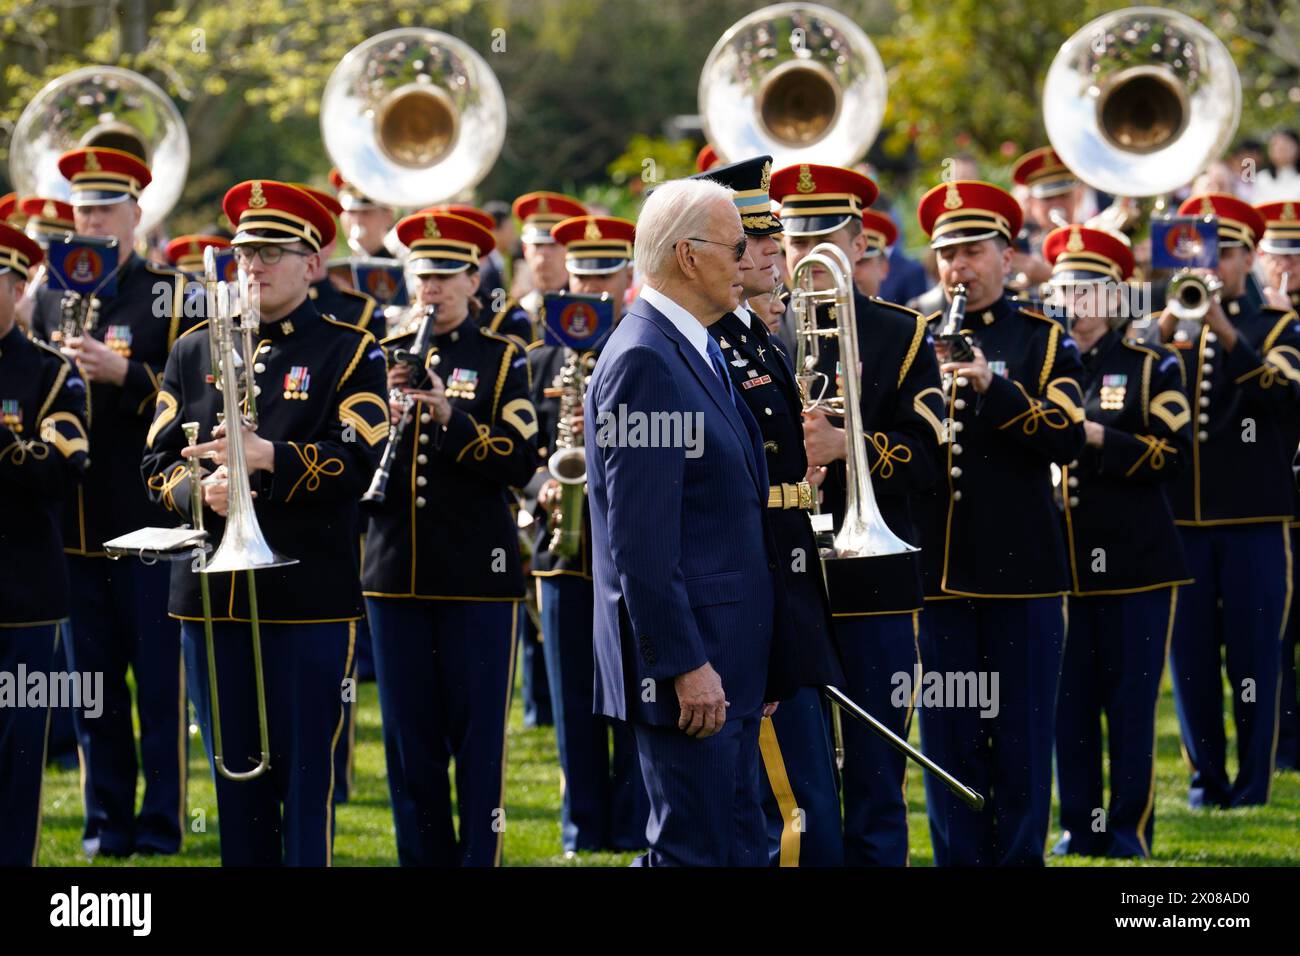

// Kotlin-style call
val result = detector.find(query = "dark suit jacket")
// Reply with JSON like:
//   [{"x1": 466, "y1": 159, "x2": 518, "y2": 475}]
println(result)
[{"x1": 586, "y1": 295, "x2": 783, "y2": 725}]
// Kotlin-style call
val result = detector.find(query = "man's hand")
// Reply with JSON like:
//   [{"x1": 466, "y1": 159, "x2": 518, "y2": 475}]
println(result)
[
  {"x1": 198, "y1": 465, "x2": 258, "y2": 517},
  {"x1": 183, "y1": 420, "x2": 276, "y2": 473},
  {"x1": 62, "y1": 334, "x2": 129, "y2": 385},
  {"x1": 403, "y1": 372, "x2": 452, "y2": 426},
  {"x1": 1262, "y1": 285, "x2": 1290, "y2": 311},
  {"x1": 387, "y1": 362, "x2": 412, "y2": 391},
  {"x1": 941, "y1": 345, "x2": 994, "y2": 394},
  {"x1": 674, "y1": 661, "x2": 728, "y2": 738},
  {"x1": 537, "y1": 477, "x2": 562, "y2": 512},
  {"x1": 762, "y1": 701, "x2": 780, "y2": 718},
  {"x1": 803, "y1": 407, "x2": 847, "y2": 467},
  {"x1": 1083, "y1": 420, "x2": 1105, "y2": 448}
]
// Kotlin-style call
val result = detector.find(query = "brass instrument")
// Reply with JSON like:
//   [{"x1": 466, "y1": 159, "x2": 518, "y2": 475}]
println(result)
[
  {"x1": 546, "y1": 349, "x2": 596, "y2": 560},
  {"x1": 698, "y1": 2, "x2": 887, "y2": 168},
  {"x1": 9, "y1": 66, "x2": 190, "y2": 235},
  {"x1": 362, "y1": 304, "x2": 440, "y2": 507},
  {"x1": 59, "y1": 292, "x2": 102, "y2": 345},
  {"x1": 1044, "y1": 7, "x2": 1240, "y2": 200},
  {"x1": 321, "y1": 28, "x2": 506, "y2": 208},
  {"x1": 1166, "y1": 270, "x2": 1223, "y2": 322},
  {"x1": 789, "y1": 243, "x2": 985, "y2": 812},
  {"x1": 193, "y1": 246, "x2": 296, "y2": 782}
]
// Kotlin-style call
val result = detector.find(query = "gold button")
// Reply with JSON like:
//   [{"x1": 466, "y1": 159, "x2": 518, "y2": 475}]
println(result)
[
  {"x1": 1068, "y1": 496, "x2": 1079, "y2": 507},
  {"x1": 417, "y1": 454, "x2": 428, "y2": 465},
  {"x1": 1198, "y1": 413, "x2": 1209, "y2": 424},
  {"x1": 419, "y1": 433, "x2": 429, "y2": 445},
  {"x1": 954, "y1": 399, "x2": 967, "y2": 410},
  {"x1": 254, "y1": 363, "x2": 265, "y2": 373},
  {"x1": 1067, "y1": 476, "x2": 1078, "y2": 488},
  {"x1": 416, "y1": 476, "x2": 427, "y2": 487},
  {"x1": 415, "y1": 496, "x2": 426, "y2": 508},
  {"x1": 420, "y1": 413, "x2": 431, "y2": 424},
  {"x1": 950, "y1": 466, "x2": 962, "y2": 479},
  {"x1": 1199, "y1": 396, "x2": 1210, "y2": 407},
  {"x1": 1203, "y1": 348, "x2": 1216, "y2": 359},
  {"x1": 1201, "y1": 364, "x2": 1213, "y2": 376},
  {"x1": 764, "y1": 408, "x2": 772, "y2": 416},
  {"x1": 1198, "y1": 430, "x2": 1209, "y2": 441},
  {"x1": 952, "y1": 490, "x2": 963, "y2": 501},
  {"x1": 952, "y1": 443, "x2": 963, "y2": 455},
  {"x1": 1206, "y1": 331, "x2": 1218, "y2": 343}
]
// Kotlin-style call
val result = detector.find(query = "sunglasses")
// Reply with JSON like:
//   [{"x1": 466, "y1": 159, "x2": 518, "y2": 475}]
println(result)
[{"x1": 683, "y1": 235, "x2": 749, "y2": 263}]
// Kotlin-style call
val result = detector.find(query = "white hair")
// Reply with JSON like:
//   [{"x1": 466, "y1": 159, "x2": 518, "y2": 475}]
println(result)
[{"x1": 635, "y1": 178, "x2": 735, "y2": 281}]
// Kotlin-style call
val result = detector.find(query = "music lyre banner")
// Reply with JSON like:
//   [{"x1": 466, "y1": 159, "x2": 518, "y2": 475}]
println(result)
[
  {"x1": 350, "y1": 257, "x2": 408, "y2": 307},
  {"x1": 1151, "y1": 216, "x2": 1219, "y2": 271},
  {"x1": 45, "y1": 234, "x2": 120, "y2": 298},
  {"x1": 542, "y1": 292, "x2": 615, "y2": 351}
]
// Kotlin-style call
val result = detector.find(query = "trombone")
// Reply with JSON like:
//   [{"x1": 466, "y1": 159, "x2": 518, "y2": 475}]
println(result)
[
  {"x1": 189, "y1": 247, "x2": 297, "y2": 782},
  {"x1": 789, "y1": 244, "x2": 984, "y2": 812}
]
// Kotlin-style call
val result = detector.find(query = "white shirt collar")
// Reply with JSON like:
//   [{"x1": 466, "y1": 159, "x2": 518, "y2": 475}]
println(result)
[
  {"x1": 640, "y1": 285, "x2": 711, "y2": 364},
  {"x1": 733, "y1": 305, "x2": 752, "y2": 329}
]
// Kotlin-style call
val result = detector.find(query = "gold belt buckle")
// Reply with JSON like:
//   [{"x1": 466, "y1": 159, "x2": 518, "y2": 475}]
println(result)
[{"x1": 796, "y1": 480, "x2": 812, "y2": 510}]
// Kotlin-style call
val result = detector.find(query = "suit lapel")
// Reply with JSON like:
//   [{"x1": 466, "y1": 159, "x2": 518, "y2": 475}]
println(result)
[{"x1": 631, "y1": 300, "x2": 760, "y2": 487}]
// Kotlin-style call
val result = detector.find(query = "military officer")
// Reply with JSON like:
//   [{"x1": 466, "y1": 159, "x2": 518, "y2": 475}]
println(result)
[
  {"x1": 526, "y1": 213, "x2": 648, "y2": 854},
  {"x1": 142, "y1": 180, "x2": 388, "y2": 865},
  {"x1": 510, "y1": 191, "x2": 586, "y2": 727},
  {"x1": 164, "y1": 235, "x2": 231, "y2": 278},
  {"x1": 361, "y1": 211, "x2": 538, "y2": 866},
  {"x1": 775, "y1": 163, "x2": 946, "y2": 866},
  {"x1": 1044, "y1": 225, "x2": 1192, "y2": 858},
  {"x1": 1155, "y1": 193, "x2": 1300, "y2": 808},
  {"x1": 913, "y1": 179, "x2": 1086, "y2": 866},
  {"x1": 693, "y1": 157, "x2": 847, "y2": 867},
  {"x1": 0, "y1": 223, "x2": 89, "y2": 866},
  {"x1": 30, "y1": 147, "x2": 191, "y2": 858},
  {"x1": 1255, "y1": 199, "x2": 1300, "y2": 771}
]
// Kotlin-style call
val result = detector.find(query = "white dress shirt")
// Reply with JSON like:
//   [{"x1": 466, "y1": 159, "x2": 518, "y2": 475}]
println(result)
[{"x1": 640, "y1": 284, "x2": 713, "y2": 369}]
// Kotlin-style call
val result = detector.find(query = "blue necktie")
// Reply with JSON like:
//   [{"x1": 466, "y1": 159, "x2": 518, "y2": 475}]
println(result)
[{"x1": 706, "y1": 337, "x2": 739, "y2": 406}]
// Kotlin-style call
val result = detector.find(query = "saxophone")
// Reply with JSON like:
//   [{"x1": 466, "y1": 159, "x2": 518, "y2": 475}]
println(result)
[{"x1": 546, "y1": 348, "x2": 596, "y2": 559}]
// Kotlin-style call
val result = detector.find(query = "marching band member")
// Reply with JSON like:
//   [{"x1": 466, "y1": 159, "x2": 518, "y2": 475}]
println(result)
[
  {"x1": 164, "y1": 235, "x2": 232, "y2": 278},
  {"x1": 527, "y1": 213, "x2": 648, "y2": 855},
  {"x1": 0, "y1": 223, "x2": 89, "y2": 865},
  {"x1": 293, "y1": 184, "x2": 383, "y2": 341},
  {"x1": 424, "y1": 204, "x2": 532, "y2": 342},
  {"x1": 914, "y1": 180, "x2": 1086, "y2": 866},
  {"x1": 1255, "y1": 199, "x2": 1300, "y2": 771},
  {"x1": 31, "y1": 146, "x2": 190, "y2": 858},
  {"x1": 361, "y1": 210, "x2": 539, "y2": 866},
  {"x1": 1044, "y1": 225, "x2": 1192, "y2": 857},
  {"x1": 19, "y1": 197, "x2": 75, "y2": 243},
  {"x1": 696, "y1": 157, "x2": 847, "y2": 867},
  {"x1": 851, "y1": 209, "x2": 896, "y2": 299},
  {"x1": 330, "y1": 167, "x2": 395, "y2": 259},
  {"x1": 511, "y1": 191, "x2": 586, "y2": 728},
  {"x1": 142, "y1": 180, "x2": 389, "y2": 865},
  {"x1": 774, "y1": 163, "x2": 946, "y2": 867},
  {"x1": 1157, "y1": 194, "x2": 1300, "y2": 808}
]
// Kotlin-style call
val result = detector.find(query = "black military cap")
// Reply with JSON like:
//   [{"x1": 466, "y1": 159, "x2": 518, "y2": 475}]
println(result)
[{"x1": 689, "y1": 155, "x2": 782, "y2": 237}]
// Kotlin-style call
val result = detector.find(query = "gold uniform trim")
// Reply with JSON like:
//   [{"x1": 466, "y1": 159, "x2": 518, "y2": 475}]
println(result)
[
  {"x1": 1039, "y1": 321, "x2": 1060, "y2": 392},
  {"x1": 1045, "y1": 377, "x2": 1085, "y2": 424},
  {"x1": 758, "y1": 717, "x2": 801, "y2": 867},
  {"x1": 1149, "y1": 389, "x2": 1191, "y2": 432},
  {"x1": 913, "y1": 387, "x2": 946, "y2": 444},
  {"x1": 338, "y1": 392, "x2": 389, "y2": 446},
  {"x1": 500, "y1": 396, "x2": 538, "y2": 440},
  {"x1": 147, "y1": 391, "x2": 179, "y2": 448},
  {"x1": 898, "y1": 314, "x2": 927, "y2": 389},
  {"x1": 40, "y1": 411, "x2": 88, "y2": 457},
  {"x1": 283, "y1": 441, "x2": 345, "y2": 502}
]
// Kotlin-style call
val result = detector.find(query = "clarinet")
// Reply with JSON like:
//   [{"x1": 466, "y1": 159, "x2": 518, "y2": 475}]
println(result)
[
  {"x1": 361, "y1": 305, "x2": 439, "y2": 508},
  {"x1": 937, "y1": 283, "x2": 972, "y2": 397}
]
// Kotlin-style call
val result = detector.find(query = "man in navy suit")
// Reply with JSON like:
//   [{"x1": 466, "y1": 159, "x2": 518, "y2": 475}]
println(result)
[{"x1": 586, "y1": 178, "x2": 786, "y2": 866}]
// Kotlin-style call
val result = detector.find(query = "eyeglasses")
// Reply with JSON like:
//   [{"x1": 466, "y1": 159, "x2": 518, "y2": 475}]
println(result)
[
  {"x1": 682, "y1": 235, "x2": 748, "y2": 262},
  {"x1": 232, "y1": 245, "x2": 313, "y2": 266}
]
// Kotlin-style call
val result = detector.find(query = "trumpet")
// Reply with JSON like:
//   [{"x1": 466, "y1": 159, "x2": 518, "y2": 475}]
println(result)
[
  {"x1": 362, "y1": 304, "x2": 440, "y2": 508},
  {"x1": 192, "y1": 246, "x2": 296, "y2": 782},
  {"x1": 546, "y1": 349, "x2": 596, "y2": 559},
  {"x1": 1166, "y1": 270, "x2": 1223, "y2": 322}
]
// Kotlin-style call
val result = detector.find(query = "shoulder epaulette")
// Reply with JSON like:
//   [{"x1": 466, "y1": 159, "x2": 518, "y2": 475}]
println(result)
[
  {"x1": 525, "y1": 338, "x2": 546, "y2": 353},
  {"x1": 1121, "y1": 339, "x2": 1162, "y2": 362},
  {"x1": 340, "y1": 286, "x2": 377, "y2": 305},
  {"x1": 868, "y1": 296, "x2": 925, "y2": 321},
  {"x1": 320, "y1": 312, "x2": 372, "y2": 338},
  {"x1": 379, "y1": 328, "x2": 413, "y2": 346},
  {"x1": 177, "y1": 319, "x2": 210, "y2": 340},
  {"x1": 479, "y1": 326, "x2": 518, "y2": 351}
]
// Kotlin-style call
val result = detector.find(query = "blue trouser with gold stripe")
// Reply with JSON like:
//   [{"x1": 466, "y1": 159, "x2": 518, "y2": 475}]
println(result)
[
  {"x1": 1055, "y1": 587, "x2": 1176, "y2": 858},
  {"x1": 367, "y1": 597, "x2": 517, "y2": 866},
  {"x1": 0, "y1": 624, "x2": 56, "y2": 866},
  {"x1": 758, "y1": 686, "x2": 841, "y2": 866},
  {"x1": 183, "y1": 619, "x2": 351, "y2": 866},
  {"x1": 918, "y1": 597, "x2": 1066, "y2": 867},
  {"x1": 834, "y1": 611, "x2": 919, "y2": 866},
  {"x1": 1170, "y1": 523, "x2": 1293, "y2": 807},
  {"x1": 67, "y1": 556, "x2": 185, "y2": 856},
  {"x1": 1277, "y1": 526, "x2": 1300, "y2": 771},
  {"x1": 520, "y1": 602, "x2": 552, "y2": 727},
  {"x1": 538, "y1": 575, "x2": 647, "y2": 852}
]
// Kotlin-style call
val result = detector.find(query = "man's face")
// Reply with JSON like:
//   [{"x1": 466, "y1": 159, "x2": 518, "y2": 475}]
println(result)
[
  {"x1": 340, "y1": 206, "x2": 394, "y2": 255},
  {"x1": 936, "y1": 238, "x2": 1012, "y2": 310},
  {"x1": 741, "y1": 233, "x2": 782, "y2": 299},
  {"x1": 522, "y1": 241, "x2": 567, "y2": 293},
  {"x1": 684, "y1": 201, "x2": 752, "y2": 315},
  {"x1": 853, "y1": 253, "x2": 890, "y2": 298},
  {"x1": 1259, "y1": 250, "x2": 1300, "y2": 293},
  {"x1": 239, "y1": 243, "x2": 317, "y2": 320},
  {"x1": 494, "y1": 220, "x2": 516, "y2": 254},
  {"x1": 572, "y1": 266, "x2": 632, "y2": 305},
  {"x1": 783, "y1": 224, "x2": 867, "y2": 292},
  {"x1": 1214, "y1": 246, "x2": 1252, "y2": 297},
  {"x1": 1028, "y1": 189, "x2": 1078, "y2": 231},
  {"x1": 73, "y1": 200, "x2": 139, "y2": 252}
]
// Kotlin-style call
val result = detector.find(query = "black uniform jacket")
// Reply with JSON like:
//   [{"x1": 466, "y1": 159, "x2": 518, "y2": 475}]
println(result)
[
  {"x1": 0, "y1": 326, "x2": 89, "y2": 623},
  {"x1": 141, "y1": 295, "x2": 388, "y2": 622}
]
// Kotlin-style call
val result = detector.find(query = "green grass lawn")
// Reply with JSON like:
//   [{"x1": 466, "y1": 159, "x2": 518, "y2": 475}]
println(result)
[{"x1": 35, "y1": 666, "x2": 1300, "y2": 867}]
